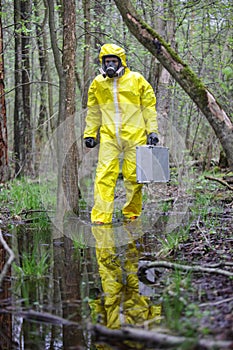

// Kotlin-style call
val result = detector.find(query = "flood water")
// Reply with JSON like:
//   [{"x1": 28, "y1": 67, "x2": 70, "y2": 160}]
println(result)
[
  {"x1": 1, "y1": 211, "x2": 180, "y2": 350},
  {"x1": 1, "y1": 162, "x2": 192, "y2": 350}
]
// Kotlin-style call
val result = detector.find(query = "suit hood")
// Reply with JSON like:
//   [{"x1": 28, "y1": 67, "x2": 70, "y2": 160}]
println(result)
[{"x1": 99, "y1": 44, "x2": 127, "y2": 67}]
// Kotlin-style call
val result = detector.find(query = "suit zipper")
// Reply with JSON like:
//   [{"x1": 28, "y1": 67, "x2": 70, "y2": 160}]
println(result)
[{"x1": 113, "y1": 77, "x2": 121, "y2": 144}]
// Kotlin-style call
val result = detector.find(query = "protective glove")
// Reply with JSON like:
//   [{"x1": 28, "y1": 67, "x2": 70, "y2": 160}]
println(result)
[
  {"x1": 147, "y1": 132, "x2": 159, "y2": 146},
  {"x1": 84, "y1": 137, "x2": 97, "y2": 148}
]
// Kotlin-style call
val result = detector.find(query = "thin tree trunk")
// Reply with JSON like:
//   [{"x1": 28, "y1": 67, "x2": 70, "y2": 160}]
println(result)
[
  {"x1": 13, "y1": 0, "x2": 23, "y2": 176},
  {"x1": 62, "y1": 0, "x2": 79, "y2": 213},
  {"x1": 21, "y1": 0, "x2": 33, "y2": 175},
  {"x1": 114, "y1": 0, "x2": 233, "y2": 169},
  {"x1": 34, "y1": 0, "x2": 48, "y2": 143},
  {"x1": 0, "y1": 2, "x2": 9, "y2": 182},
  {"x1": 47, "y1": 0, "x2": 66, "y2": 230},
  {"x1": 82, "y1": 0, "x2": 91, "y2": 109},
  {"x1": 42, "y1": 0, "x2": 54, "y2": 134}
]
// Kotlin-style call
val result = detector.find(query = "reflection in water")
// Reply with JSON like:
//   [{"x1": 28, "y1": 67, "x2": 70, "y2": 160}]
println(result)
[
  {"x1": 1, "y1": 220, "x2": 162, "y2": 349},
  {"x1": 90, "y1": 221, "x2": 161, "y2": 348}
]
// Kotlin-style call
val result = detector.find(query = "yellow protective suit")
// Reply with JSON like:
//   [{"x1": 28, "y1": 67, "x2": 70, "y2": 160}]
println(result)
[
  {"x1": 84, "y1": 43, "x2": 158, "y2": 223},
  {"x1": 90, "y1": 224, "x2": 162, "y2": 334}
]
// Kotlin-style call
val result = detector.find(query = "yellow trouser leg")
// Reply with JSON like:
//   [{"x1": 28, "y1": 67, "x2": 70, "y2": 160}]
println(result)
[
  {"x1": 122, "y1": 146, "x2": 143, "y2": 219},
  {"x1": 91, "y1": 142, "x2": 120, "y2": 223}
]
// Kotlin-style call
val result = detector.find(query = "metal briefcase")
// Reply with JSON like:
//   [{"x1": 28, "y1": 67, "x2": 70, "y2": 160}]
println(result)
[{"x1": 136, "y1": 145, "x2": 170, "y2": 183}]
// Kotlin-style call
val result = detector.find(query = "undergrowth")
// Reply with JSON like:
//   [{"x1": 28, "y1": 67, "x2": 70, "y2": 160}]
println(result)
[
  {"x1": 0, "y1": 177, "x2": 51, "y2": 232},
  {"x1": 0, "y1": 178, "x2": 52, "y2": 279}
]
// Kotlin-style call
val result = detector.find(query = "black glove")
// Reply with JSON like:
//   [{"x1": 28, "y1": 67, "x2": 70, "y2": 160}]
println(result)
[
  {"x1": 84, "y1": 137, "x2": 97, "y2": 148},
  {"x1": 147, "y1": 132, "x2": 159, "y2": 146}
]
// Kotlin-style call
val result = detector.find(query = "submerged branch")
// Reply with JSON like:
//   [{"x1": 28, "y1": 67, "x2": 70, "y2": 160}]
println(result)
[
  {"x1": 0, "y1": 229, "x2": 15, "y2": 286},
  {"x1": 0, "y1": 308, "x2": 78, "y2": 326}
]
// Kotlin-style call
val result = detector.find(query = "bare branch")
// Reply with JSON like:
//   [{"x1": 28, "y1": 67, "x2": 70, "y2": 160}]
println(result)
[
  {"x1": 138, "y1": 260, "x2": 233, "y2": 278},
  {"x1": 204, "y1": 175, "x2": 233, "y2": 191}
]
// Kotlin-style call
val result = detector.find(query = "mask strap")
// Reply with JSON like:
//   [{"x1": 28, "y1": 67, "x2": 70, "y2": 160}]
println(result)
[{"x1": 99, "y1": 67, "x2": 107, "y2": 78}]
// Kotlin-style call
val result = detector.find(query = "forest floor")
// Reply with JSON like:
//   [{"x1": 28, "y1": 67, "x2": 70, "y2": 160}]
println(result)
[
  {"x1": 140, "y1": 178, "x2": 233, "y2": 344},
  {"x1": 177, "y1": 197, "x2": 233, "y2": 341}
]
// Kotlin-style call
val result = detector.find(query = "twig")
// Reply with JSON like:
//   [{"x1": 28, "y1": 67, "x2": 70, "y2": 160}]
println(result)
[
  {"x1": 18, "y1": 209, "x2": 54, "y2": 216},
  {"x1": 196, "y1": 215, "x2": 217, "y2": 251},
  {"x1": 204, "y1": 175, "x2": 233, "y2": 191},
  {"x1": 199, "y1": 296, "x2": 233, "y2": 308},
  {"x1": 92, "y1": 324, "x2": 233, "y2": 349},
  {"x1": 137, "y1": 260, "x2": 233, "y2": 278},
  {"x1": 201, "y1": 261, "x2": 233, "y2": 268},
  {"x1": 0, "y1": 229, "x2": 15, "y2": 286}
]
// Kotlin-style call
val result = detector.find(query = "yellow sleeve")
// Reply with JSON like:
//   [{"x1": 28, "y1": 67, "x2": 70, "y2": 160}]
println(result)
[
  {"x1": 140, "y1": 76, "x2": 158, "y2": 135},
  {"x1": 83, "y1": 79, "x2": 102, "y2": 139}
]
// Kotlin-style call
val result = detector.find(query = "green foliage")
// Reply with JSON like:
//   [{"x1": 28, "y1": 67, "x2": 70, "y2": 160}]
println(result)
[
  {"x1": 73, "y1": 238, "x2": 86, "y2": 251},
  {"x1": 1, "y1": 178, "x2": 40, "y2": 213},
  {"x1": 158, "y1": 226, "x2": 190, "y2": 256},
  {"x1": 158, "y1": 200, "x2": 173, "y2": 213},
  {"x1": 79, "y1": 198, "x2": 87, "y2": 210},
  {"x1": 163, "y1": 269, "x2": 189, "y2": 324},
  {"x1": 0, "y1": 178, "x2": 51, "y2": 233},
  {"x1": 191, "y1": 173, "x2": 223, "y2": 219},
  {"x1": 13, "y1": 250, "x2": 49, "y2": 279}
]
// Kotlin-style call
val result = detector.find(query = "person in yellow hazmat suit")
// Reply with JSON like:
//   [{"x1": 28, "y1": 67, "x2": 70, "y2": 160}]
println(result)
[{"x1": 83, "y1": 43, "x2": 159, "y2": 224}]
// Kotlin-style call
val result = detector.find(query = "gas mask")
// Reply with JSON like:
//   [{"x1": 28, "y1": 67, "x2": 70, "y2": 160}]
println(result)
[
  {"x1": 100, "y1": 55, "x2": 125, "y2": 78},
  {"x1": 105, "y1": 60, "x2": 119, "y2": 78}
]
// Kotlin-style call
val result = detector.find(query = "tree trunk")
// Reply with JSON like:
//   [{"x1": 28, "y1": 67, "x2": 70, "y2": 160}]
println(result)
[
  {"x1": 82, "y1": 0, "x2": 91, "y2": 109},
  {"x1": 148, "y1": 0, "x2": 176, "y2": 148},
  {"x1": 21, "y1": 0, "x2": 33, "y2": 175},
  {"x1": 62, "y1": 0, "x2": 79, "y2": 213},
  {"x1": 47, "y1": 0, "x2": 79, "y2": 229},
  {"x1": 114, "y1": 0, "x2": 233, "y2": 169},
  {"x1": 34, "y1": 0, "x2": 48, "y2": 143},
  {"x1": 42, "y1": 0, "x2": 55, "y2": 134},
  {"x1": 0, "y1": 2, "x2": 9, "y2": 182},
  {"x1": 14, "y1": 0, "x2": 23, "y2": 176}
]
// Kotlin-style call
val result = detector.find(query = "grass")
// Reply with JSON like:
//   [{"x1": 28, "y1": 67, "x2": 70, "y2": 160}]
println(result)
[
  {"x1": 162, "y1": 268, "x2": 193, "y2": 331},
  {"x1": 158, "y1": 226, "x2": 190, "y2": 256},
  {"x1": 13, "y1": 250, "x2": 50, "y2": 279},
  {"x1": 0, "y1": 177, "x2": 51, "y2": 233},
  {"x1": 1, "y1": 178, "x2": 42, "y2": 213},
  {"x1": 156, "y1": 169, "x2": 225, "y2": 257},
  {"x1": 1, "y1": 178, "x2": 52, "y2": 279}
]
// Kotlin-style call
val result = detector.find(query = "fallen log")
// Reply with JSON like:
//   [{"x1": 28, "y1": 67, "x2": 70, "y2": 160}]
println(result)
[{"x1": 92, "y1": 324, "x2": 233, "y2": 349}]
